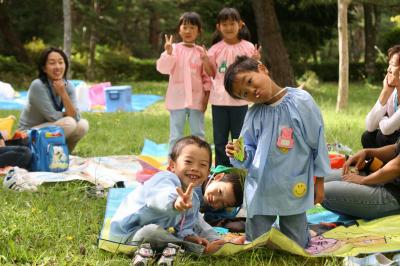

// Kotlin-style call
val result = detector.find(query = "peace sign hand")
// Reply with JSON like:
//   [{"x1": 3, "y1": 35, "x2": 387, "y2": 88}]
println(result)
[
  {"x1": 174, "y1": 183, "x2": 194, "y2": 212},
  {"x1": 252, "y1": 44, "x2": 262, "y2": 61},
  {"x1": 164, "y1": 34, "x2": 174, "y2": 55}
]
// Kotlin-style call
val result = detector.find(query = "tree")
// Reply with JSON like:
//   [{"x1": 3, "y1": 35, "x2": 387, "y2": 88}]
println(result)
[
  {"x1": 0, "y1": 1, "x2": 31, "y2": 63},
  {"x1": 363, "y1": 2, "x2": 379, "y2": 78},
  {"x1": 63, "y1": 0, "x2": 72, "y2": 78},
  {"x1": 337, "y1": 0, "x2": 351, "y2": 112},
  {"x1": 251, "y1": 0, "x2": 295, "y2": 87}
]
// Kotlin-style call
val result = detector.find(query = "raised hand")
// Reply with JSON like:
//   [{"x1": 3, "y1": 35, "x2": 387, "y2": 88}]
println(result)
[
  {"x1": 164, "y1": 34, "x2": 174, "y2": 55},
  {"x1": 52, "y1": 79, "x2": 67, "y2": 97},
  {"x1": 174, "y1": 183, "x2": 194, "y2": 212},
  {"x1": 252, "y1": 44, "x2": 262, "y2": 61}
]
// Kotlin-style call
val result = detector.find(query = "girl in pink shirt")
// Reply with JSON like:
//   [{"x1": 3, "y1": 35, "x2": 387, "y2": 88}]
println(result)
[
  {"x1": 202, "y1": 7, "x2": 261, "y2": 167},
  {"x1": 157, "y1": 12, "x2": 211, "y2": 152}
]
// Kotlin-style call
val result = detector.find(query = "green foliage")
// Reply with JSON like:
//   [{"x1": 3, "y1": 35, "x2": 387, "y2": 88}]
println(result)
[
  {"x1": 0, "y1": 55, "x2": 34, "y2": 90},
  {"x1": 294, "y1": 62, "x2": 387, "y2": 82},
  {"x1": 381, "y1": 28, "x2": 400, "y2": 53},
  {"x1": 131, "y1": 58, "x2": 167, "y2": 82},
  {"x1": 24, "y1": 37, "x2": 47, "y2": 65},
  {"x1": 297, "y1": 70, "x2": 319, "y2": 90}
]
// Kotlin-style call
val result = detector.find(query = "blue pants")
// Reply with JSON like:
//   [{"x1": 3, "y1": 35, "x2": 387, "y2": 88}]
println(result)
[
  {"x1": 322, "y1": 169, "x2": 400, "y2": 220},
  {"x1": 246, "y1": 212, "x2": 310, "y2": 248},
  {"x1": 169, "y1": 109, "x2": 204, "y2": 152},
  {"x1": 0, "y1": 146, "x2": 32, "y2": 170},
  {"x1": 211, "y1": 105, "x2": 247, "y2": 167}
]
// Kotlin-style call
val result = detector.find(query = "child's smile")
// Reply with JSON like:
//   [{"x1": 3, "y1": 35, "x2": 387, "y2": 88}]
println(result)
[{"x1": 169, "y1": 144, "x2": 210, "y2": 189}]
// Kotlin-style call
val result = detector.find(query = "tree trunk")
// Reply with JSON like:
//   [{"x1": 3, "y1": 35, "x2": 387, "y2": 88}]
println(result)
[
  {"x1": 63, "y1": 0, "x2": 72, "y2": 78},
  {"x1": 251, "y1": 0, "x2": 295, "y2": 87},
  {"x1": 0, "y1": 2, "x2": 31, "y2": 63},
  {"x1": 148, "y1": 9, "x2": 160, "y2": 52},
  {"x1": 337, "y1": 0, "x2": 351, "y2": 112},
  {"x1": 364, "y1": 3, "x2": 379, "y2": 79},
  {"x1": 87, "y1": 0, "x2": 98, "y2": 81}
]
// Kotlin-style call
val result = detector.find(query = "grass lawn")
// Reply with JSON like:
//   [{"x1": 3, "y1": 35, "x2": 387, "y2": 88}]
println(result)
[{"x1": 0, "y1": 81, "x2": 381, "y2": 265}]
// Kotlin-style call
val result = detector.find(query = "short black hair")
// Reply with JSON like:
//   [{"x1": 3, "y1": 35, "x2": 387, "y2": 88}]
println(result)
[
  {"x1": 224, "y1": 55, "x2": 259, "y2": 99},
  {"x1": 220, "y1": 172, "x2": 244, "y2": 207},
  {"x1": 178, "y1": 12, "x2": 202, "y2": 33},
  {"x1": 169, "y1": 136, "x2": 212, "y2": 168},
  {"x1": 388, "y1": 44, "x2": 400, "y2": 64},
  {"x1": 38, "y1": 47, "x2": 69, "y2": 83}
]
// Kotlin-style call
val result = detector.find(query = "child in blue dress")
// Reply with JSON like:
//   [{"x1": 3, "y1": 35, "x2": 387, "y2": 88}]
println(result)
[
  {"x1": 110, "y1": 136, "x2": 225, "y2": 265},
  {"x1": 224, "y1": 56, "x2": 331, "y2": 248}
]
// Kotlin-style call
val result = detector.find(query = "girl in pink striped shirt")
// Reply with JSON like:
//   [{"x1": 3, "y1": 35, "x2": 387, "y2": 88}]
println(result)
[
  {"x1": 202, "y1": 7, "x2": 261, "y2": 167},
  {"x1": 156, "y1": 12, "x2": 211, "y2": 152}
]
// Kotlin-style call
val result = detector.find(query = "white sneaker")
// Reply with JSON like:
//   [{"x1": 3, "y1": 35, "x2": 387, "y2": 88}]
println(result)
[{"x1": 3, "y1": 167, "x2": 38, "y2": 192}]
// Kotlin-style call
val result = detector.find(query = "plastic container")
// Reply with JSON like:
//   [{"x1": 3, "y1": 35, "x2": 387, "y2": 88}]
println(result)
[
  {"x1": 104, "y1": 85, "x2": 132, "y2": 112},
  {"x1": 89, "y1": 82, "x2": 111, "y2": 108},
  {"x1": 0, "y1": 115, "x2": 15, "y2": 140}
]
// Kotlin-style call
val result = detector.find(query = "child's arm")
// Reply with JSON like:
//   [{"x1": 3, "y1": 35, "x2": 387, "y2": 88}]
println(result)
[
  {"x1": 200, "y1": 45, "x2": 216, "y2": 77},
  {"x1": 314, "y1": 177, "x2": 324, "y2": 204},
  {"x1": 174, "y1": 183, "x2": 194, "y2": 211},
  {"x1": 251, "y1": 44, "x2": 262, "y2": 61},
  {"x1": 156, "y1": 35, "x2": 177, "y2": 74}
]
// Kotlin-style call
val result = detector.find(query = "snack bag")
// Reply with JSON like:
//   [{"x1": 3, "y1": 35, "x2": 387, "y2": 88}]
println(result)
[{"x1": 233, "y1": 136, "x2": 245, "y2": 162}]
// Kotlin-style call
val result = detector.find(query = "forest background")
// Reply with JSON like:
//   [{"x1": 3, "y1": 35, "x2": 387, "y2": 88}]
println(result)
[{"x1": 0, "y1": 0, "x2": 399, "y2": 91}]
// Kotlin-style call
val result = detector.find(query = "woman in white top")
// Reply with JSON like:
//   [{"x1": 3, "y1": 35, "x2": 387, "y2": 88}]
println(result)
[{"x1": 362, "y1": 44, "x2": 400, "y2": 148}]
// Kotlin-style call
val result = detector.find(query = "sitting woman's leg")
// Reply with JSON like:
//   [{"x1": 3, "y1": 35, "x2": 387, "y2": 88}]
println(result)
[
  {"x1": 322, "y1": 180, "x2": 400, "y2": 219},
  {"x1": 361, "y1": 130, "x2": 378, "y2": 148},
  {"x1": 376, "y1": 130, "x2": 400, "y2": 148},
  {"x1": 66, "y1": 118, "x2": 89, "y2": 152}
]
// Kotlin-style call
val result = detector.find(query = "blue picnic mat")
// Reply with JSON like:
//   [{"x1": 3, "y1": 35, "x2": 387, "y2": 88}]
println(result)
[{"x1": 0, "y1": 91, "x2": 162, "y2": 112}]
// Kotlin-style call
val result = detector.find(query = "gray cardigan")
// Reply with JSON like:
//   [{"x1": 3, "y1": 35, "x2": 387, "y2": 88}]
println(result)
[{"x1": 19, "y1": 79, "x2": 78, "y2": 130}]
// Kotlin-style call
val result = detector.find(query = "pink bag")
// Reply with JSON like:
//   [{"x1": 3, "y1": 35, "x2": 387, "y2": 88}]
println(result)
[{"x1": 89, "y1": 82, "x2": 111, "y2": 107}]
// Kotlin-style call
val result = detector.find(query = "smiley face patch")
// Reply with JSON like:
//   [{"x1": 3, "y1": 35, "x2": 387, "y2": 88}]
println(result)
[{"x1": 292, "y1": 182, "x2": 307, "y2": 198}]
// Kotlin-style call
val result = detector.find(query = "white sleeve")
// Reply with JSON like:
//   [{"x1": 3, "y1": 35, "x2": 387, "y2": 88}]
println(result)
[
  {"x1": 365, "y1": 100, "x2": 387, "y2": 132},
  {"x1": 379, "y1": 109, "x2": 400, "y2": 135}
]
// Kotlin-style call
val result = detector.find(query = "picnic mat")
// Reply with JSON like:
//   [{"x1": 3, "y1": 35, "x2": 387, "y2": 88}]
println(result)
[
  {"x1": 0, "y1": 155, "x2": 160, "y2": 189},
  {"x1": 0, "y1": 91, "x2": 162, "y2": 112},
  {"x1": 98, "y1": 187, "x2": 400, "y2": 257}
]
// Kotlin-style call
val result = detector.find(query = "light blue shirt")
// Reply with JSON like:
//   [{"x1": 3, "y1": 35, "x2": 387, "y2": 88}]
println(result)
[
  {"x1": 231, "y1": 88, "x2": 331, "y2": 217},
  {"x1": 110, "y1": 171, "x2": 200, "y2": 243}
]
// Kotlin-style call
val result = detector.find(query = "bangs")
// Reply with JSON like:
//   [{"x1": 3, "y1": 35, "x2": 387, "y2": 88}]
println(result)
[
  {"x1": 217, "y1": 8, "x2": 241, "y2": 23},
  {"x1": 179, "y1": 12, "x2": 202, "y2": 29}
]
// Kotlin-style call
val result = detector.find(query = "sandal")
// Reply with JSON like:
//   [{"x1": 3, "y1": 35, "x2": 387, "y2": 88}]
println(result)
[
  {"x1": 157, "y1": 243, "x2": 184, "y2": 266},
  {"x1": 132, "y1": 243, "x2": 154, "y2": 266}
]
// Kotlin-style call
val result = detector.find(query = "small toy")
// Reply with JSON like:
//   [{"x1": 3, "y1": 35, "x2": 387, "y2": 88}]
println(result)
[{"x1": 232, "y1": 136, "x2": 244, "y2": 161}]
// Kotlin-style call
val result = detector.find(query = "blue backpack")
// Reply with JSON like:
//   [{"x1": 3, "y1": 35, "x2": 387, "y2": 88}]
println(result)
[{"x1": 29, "y1": 126, "x2": 69, "y2": 172}]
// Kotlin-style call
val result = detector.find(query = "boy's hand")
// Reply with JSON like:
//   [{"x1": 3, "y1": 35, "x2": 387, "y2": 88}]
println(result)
[
  {"x1": 164, "y1": 34, "x2": 173, "y2": 55},
  {"x1": 203, "y1": 239, "x2": 226, "y2": 254},
  {"x1": 229, "y1": 235, "x2": 246, "y2": 245},
  {"x1": 251, "y1": 44, "x2": 262, "y2": 61},
  {"x1": 184, "y1": 235, "x2": 209, "y2": 246},
  {"x1": 174, "y1": 183, "x2": 194, "y2": 211},
  {"x1": 314, "y1": 178, "x2": 324, "y2": 204},
  {"x1": 225, "y1": 141, "x2": 235, "y2": 158}
]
